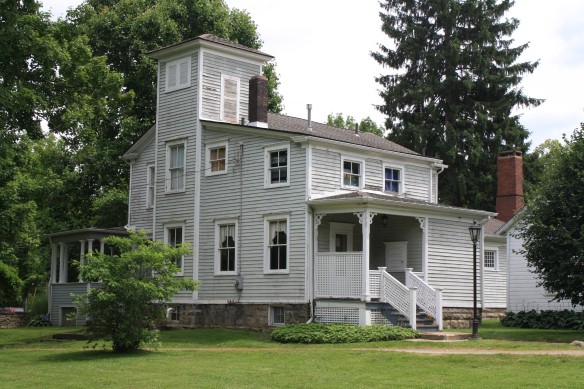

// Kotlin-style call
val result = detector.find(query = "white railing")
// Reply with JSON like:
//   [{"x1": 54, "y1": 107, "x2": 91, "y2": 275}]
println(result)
[
  {"x1": 405, "y1": 268, "x2": 443, "y2": 331},
  {"x1": 378, "y1": 267, "x2": 417, "y2": 330},
  {"x1": 315, "y1": 252, "x2": 362, "y2": 299},
  {"x1": 369, "y1": 270, "x2": 381, "y2": 299}
]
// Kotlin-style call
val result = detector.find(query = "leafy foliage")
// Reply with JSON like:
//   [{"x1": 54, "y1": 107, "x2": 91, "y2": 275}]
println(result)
[
  {"x1": 327, "y1": 113, "x2": 384, "y2": 137},
  {"x1": 373, "y1": 0, "x2": 541, "y2": 210},
  {"x1": 501, "y1": 310, "x2": 584, "y2": 330},
  {"x1": 262, "y1": 62, "x2": 284, "y2": 113},
  {"x1": 271, "y1": 323, "x2": 419, "y2": 344},
  {"x1": 75, "y1": 232, "x2": 199, "y2": 352},
  {"x1": 520, "y1": 126, "x2": 584, "y2": 306},
  {"x1": 27, "y1": 314, "x2": 51, "y2": 327}
]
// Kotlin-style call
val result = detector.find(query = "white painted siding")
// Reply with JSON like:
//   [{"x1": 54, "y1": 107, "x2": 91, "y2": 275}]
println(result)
[
  {"x1": 311, "y1": 148, "x2": 339, "y2": 196},
  {"x1": 404, "y1": 164, "x2": 430, "y2": 200},
  {"x1": 506, "y1": 225, "x2": 581, "y2": 312},
  {"x1": 198, "y1": 127, "x2": 307, "y2": 302},
  {"x1": 483, "y1": 238, "x2": 507, "y2": 308},
  {"x1": 129, "y1": 138, "x2": 155, "y2": 232},
  {"x1": 201, "y1": 52, "x2": 260, "y2": 122},
  {"x1": 49, "y1": 283, "x2": 90, "y2": 326},
  {"x1": 155, "y1": 52, "x2": 198, "y2": 287}
]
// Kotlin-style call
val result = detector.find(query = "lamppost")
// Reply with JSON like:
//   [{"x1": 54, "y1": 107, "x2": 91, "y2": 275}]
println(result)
[{"x1": 468, "y1": 220, "x2": 481, "y2": 339}]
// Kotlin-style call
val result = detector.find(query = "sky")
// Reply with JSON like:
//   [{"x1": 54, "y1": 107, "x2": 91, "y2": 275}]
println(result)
[{"x1": 42, "y1": 0, "x2": 584, "y2": 149}]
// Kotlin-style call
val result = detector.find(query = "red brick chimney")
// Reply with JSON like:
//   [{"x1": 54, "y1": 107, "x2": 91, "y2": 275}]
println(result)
[
  {"x1": 248, "y1": 75, "x2": 268, "y2": 128},
  {"x1": 496, "y1": 150, "x2": 524, "y2": 222}
]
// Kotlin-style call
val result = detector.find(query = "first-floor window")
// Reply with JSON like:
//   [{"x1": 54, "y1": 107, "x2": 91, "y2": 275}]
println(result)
[
  {"x1": 484, "y1": 250, "x2": 497, "y2": 269},
  {"x1": 146, "y1": 164, "x2": 155, "y2": 208},
  {"x1": 267, "y1": 218, "x2": 288, "y2": 272},
  {"x1": 219, "y1": 224, "x2": 236, "y2": 272},
  {"x1": 166, "y1": 225, "x2": 184, "y2": 272}
]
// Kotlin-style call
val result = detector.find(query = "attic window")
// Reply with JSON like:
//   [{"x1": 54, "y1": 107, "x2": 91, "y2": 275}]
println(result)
[
  {"x1": 220, "y1": 74, "x2": 240, "y2": 123},
  {"x1": 166, "y1": 56, "x2": 191, "y2": 92}
]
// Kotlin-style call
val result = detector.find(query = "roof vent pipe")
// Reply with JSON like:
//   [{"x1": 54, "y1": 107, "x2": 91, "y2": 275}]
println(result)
[
  {"x1": 355, "y1": 123, "x2": 359, "y2": 135},
  {"x1": 307, "y1": 104, "x2": 312, "y2": 131}
]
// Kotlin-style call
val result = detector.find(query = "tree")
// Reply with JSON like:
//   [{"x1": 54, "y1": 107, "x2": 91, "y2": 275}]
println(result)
[
  {"x1": 373, "y1": 0, "x2": 541, "y2": 210},
  {"x1": 76, "y1": 232, "x2": 199, "y2": 352},
  {"x1": 327, "y1": 113, "x2": 384, "y2": 137},
  {"x1": 262, "y1": 62, "x2": 284, "y2": 113},
  {"x1": 520, "y1": 126, "x2": 584, "y2": 307}
]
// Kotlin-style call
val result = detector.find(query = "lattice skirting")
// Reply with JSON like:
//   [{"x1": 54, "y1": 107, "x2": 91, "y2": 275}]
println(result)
[
  {"x1": 314, "y1": 307, "x2": 359, "y2": 325},
  {"x1": 370, "y1": 309, "x2": 393, "y2": 325}
]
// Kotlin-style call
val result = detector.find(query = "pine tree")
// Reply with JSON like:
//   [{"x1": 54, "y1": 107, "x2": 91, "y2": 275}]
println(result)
[{"x1": 372, "y1": 0, "x2": 541, "y2": 210}]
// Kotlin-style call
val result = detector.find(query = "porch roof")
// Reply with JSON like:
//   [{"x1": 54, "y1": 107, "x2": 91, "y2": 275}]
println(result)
[
  {"x1": 45, "y1": 227, "x2": 129, "y2": 243},
  {"x1": 308, "y1": 191, "x2": 496, "y2": 219}
]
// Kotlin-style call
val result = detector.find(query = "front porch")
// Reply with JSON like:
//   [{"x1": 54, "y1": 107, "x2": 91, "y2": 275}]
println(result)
[{"x1": 312, "y1": 211, "x2": 442, "y2": 330}]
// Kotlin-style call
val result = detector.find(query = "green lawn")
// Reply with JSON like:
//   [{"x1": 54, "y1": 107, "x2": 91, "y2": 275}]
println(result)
[{"x1": 1, "y1": 323, "x2": 583, "y2": 388}]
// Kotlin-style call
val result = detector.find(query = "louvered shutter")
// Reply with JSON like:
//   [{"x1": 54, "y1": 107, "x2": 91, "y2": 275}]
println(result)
[{"x1": 221, "y1": 75, "x2": 239, "y2": 123}]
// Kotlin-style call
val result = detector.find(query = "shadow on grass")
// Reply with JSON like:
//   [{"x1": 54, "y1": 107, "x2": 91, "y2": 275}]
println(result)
[{"x1": 38, "y1": 348, "x2": 154, "y2": 362}]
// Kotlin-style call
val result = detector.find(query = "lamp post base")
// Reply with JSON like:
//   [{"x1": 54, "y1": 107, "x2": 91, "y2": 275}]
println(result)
[{"x1": 470, "y1": 318, "x2": 480, "y2": 340}]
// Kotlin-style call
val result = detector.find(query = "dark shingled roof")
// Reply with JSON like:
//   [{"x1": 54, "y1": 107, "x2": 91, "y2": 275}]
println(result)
[
  {"x1": 484, "y1": 218, "x2": 505, "y2": 236},
  {"x1": 267, "y1": 113, "x2": 419, "y2": 156},
  {"x1": 148, "y1": 34, "x2": 273, "y2": 59}
]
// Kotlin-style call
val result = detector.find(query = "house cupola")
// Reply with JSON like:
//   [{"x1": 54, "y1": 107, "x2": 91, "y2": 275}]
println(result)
[
  {"x1": 496, "y1": 150, "x2": 524, "y2": 222},
  {"x1": 248, "y1": 75, "x2": 268, "y2": 128}
]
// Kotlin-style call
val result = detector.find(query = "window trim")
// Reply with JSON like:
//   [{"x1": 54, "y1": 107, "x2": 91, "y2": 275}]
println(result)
[
  {"x1": 220, "y1": 74, "x2": 240, "y2": 123},
  {"x1": 165, "y1": 56, "x2": 191, "y2": 93},
  {"x1": 166, "y1": 140, "x2": 186, "y2": 193},
  {"x1": 264, "y1": 214, "x2": 290, "y2": 274},
  {"x1": 382, "y1": 163, "x2": 404, "y2": 195},
  {"x1": 340, "y1": 156, "x2": 365, "y2": 190},
  {"x1": 164, "y1": 222, "x2": 185, "y2": 276},
  {"x1": 214, "y1": 218, "x2": 239, "y2": 276},
  {"x1": 269, "y1": 306, "x2": 285, "y2": 326},
  {"x1": 329, "y1": 222, "x2": 354, "y2": 252},
  {"x1": 264, "y1": 143, "x2": 291, "y2": 188},
  {"x1": 146, "y1": 163, "x2": 155, "y2": 208},
  {"x1": 484, "y1": 248, "x2": 498, "y2": 271},
  {"x1": 205, "y1": 140, "x2": 229, "y2": 176}
]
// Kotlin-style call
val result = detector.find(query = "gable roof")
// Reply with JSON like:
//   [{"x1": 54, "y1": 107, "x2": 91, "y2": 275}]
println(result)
[{"x1": 484, "y1": 218, "x2": 505, "y2": 236}]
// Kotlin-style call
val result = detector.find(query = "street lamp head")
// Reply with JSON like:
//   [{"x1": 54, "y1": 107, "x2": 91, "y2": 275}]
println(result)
[{"x1": 468, "y1": 220, "x2": 481, "y2": 243}]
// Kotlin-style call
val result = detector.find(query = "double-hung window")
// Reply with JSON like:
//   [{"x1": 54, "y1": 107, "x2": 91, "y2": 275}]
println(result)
[
  {"x1": 206, "y1": 141, "x2": 228, "y2": 175},
  {"x1": 215, "y1": 219, "x2": 238, "y2": 275},
  {"x1": 384, "y1": 165, "x2": 403, "y2": 194},
  {"x1": 265, "y1": 215, "x2": 289, "y2": 273},
  {"x1": 165, "y1": 224, "x2": 184, "y2": 274},
  {"x1": 484, "y1": 249, "x2": 497, "y2": 270},
  {"x1": 167, "y1": 141, "x2": 186, "y2": 192},
  {"x1": 166, "y1": 56, "x2": 191, "y2": 92},
  {"x1": 146, "y1": 164, "x2": 155, "y2": 208},
  {"x1": 265, "y1": 144, "x2": 290, "y2": 188},
  {"x1": 341, "y1": 157, "x2": 364, "y2": 189}
]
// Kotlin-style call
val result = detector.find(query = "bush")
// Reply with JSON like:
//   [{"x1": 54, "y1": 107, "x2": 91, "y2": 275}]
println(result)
[
  {"x1": 28, "y1": 314, "x2": 51, "y2": 327},
  {"x1": 271, "y1": 323, "x2": 419, "y2": 344},
  {"x1": 501, "y1": 310, "x2": 584, "y2": 330}
]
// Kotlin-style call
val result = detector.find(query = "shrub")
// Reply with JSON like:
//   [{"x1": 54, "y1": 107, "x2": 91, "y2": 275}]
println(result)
[
  {"x1": 271, "y1": 323, "x2": 419, "y2": 344},
  {"x1": 28, "y1": 314, "x2": 51, "y2": 327},
  {"x1": 501, "y1": 310, "x2": 584, "y2": 330}
]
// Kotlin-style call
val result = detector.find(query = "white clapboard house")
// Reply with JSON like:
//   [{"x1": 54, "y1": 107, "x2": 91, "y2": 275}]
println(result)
[{"x1": 48, "y1": 35, "x2": 512, "y2": 330}]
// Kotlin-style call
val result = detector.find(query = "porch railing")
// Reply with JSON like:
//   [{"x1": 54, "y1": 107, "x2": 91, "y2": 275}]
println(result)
[
  {"x1": 315, "y1": 252, "x2": 362, "y2": 299},
  {"x1": 405, "y1": 268, "x2": 443, "y2": 331},
  {"x1": 378, "y1": 267, "x2": 417, "y2": 329}
]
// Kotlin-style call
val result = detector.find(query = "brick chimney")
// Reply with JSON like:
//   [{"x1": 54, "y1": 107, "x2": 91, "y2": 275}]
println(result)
[
  {"x1": 496, "y1": 150, "x2": 524, "y2": 222},
  {"x1": 248, "y1": 75, "x2": 268, "y2": 128}
]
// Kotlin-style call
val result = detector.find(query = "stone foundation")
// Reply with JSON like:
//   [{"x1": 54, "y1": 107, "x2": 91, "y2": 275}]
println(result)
[
  {"x1": 163, "y1": 303, "x2": 311, "y2": 329},
  {"x1": 0, "y1": 313, "x2": 29, "y2": 328},
  {"x1": 442, "y1": 308, "x2": 506, "y2": 329}
]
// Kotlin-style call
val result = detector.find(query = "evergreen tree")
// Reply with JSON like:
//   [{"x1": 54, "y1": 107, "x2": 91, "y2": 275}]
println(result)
[{"x1": 372, "y1": 0, "x2": 541, "y2": 210}]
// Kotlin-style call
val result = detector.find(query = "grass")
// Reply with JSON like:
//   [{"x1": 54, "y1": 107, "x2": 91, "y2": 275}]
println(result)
[{"x1": 1, "y1": 322, "x2": 583, "y2": 388}]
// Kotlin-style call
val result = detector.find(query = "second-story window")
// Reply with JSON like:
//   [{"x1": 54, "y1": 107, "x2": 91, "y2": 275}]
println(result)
[
  {"x1": 167, "y1": 141, "x2": 186, "y2": 192},
  {"x1": 265, "y1": 144, "x2": 290, "y2": 188},
  {"x1": 341, "y1": 158, "x2": 363, "y2": 189},
  {"x1": 384, "y1": 166, "x2": 402, "y2": 194},
  {"x1": 206, "y1": 141, "x2": 228, "y2": 176}
]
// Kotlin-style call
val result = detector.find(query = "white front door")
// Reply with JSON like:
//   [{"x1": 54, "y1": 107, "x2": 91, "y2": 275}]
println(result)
[{"x1": 384, "y1": 241, "x2": 408, "y2": 271}]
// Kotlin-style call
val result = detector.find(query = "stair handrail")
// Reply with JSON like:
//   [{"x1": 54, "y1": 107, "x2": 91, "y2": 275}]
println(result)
[
  {"x1": 404, "y1": 268, "x2": 443, "y2": 331},
  {"x1": 378, "y1": 267, "x2": 416, "y2": 330}
]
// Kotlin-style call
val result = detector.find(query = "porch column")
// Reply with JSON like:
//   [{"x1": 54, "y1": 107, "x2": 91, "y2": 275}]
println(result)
[
  {"x1": 99, "y1": 239, "x2": 105, "y2": 254},
  {"x1": 87, "y1": 239, "x2": 94, "y2": 254},
  {"x1": 50, "y1": 243, "x2": 58, "y2": 283},
  {"x1": 416, "y1": 217, "x2": 429, "y2": 281},
  {"x1": 313, "y1": 214, "x2": 325, "y2": 299},
  {"x1": 78, "y1": 240, "x2": 86, "y2": 283},
  {"x1": 355, "y1": 211, "x2": 376, "y2": 302},
  {"x1": 58, "y1": 243, "x2": 68, "y2": 283}
]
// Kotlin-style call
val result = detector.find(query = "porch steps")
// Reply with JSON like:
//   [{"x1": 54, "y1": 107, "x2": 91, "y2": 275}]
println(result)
[{"x1": 369, "y1": 303, "x2": 439, "y2": 332}]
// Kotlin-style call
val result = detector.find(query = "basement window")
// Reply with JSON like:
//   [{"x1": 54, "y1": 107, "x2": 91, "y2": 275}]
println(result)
[{"x1": 270, "y1": 306, "x2": 285, "y2": 326}]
